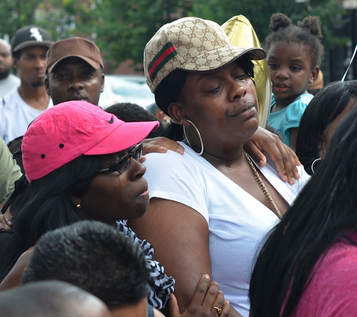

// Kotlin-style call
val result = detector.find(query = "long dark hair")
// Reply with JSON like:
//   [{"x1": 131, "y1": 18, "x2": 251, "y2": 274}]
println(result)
[
  {"x1": 296, "y1": 80, "x2": 357, "y2": 174},
  {"x1": 0, "y1": 155, "x2": 102, "y2": 281},
  {"x1": 249, "y1": 107, "x2": 357, "y2": 317}
]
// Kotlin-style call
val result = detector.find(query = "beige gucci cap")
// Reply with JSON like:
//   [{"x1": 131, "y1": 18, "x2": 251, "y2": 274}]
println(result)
[{"x1": 144, "y1": 17, "x2": 266, "y2": 92}]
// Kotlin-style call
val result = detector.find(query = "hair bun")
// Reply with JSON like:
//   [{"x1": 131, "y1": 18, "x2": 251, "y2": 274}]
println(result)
[
  {"x1": 297, "y1": 16, "x2": 323, "y2": 39},
  {"x1": 269, "y1": 13, "x2": 292, "y2": 32}
]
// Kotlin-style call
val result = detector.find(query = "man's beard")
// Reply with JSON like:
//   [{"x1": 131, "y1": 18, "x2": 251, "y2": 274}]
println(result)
[
  {"x1": 31, "y1": 80, "x2": 45, "y2": 88},
  {"x1": 0, "y1": 68, "x2": 11, "y2": 80}
]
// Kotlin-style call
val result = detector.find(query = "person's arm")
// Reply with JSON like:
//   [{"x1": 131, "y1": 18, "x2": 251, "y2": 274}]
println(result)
[
  {"x1": 144, "y1": 129, "x2": 300, "y2": 183},
  {"x1": 0, "y1": 247, "x2": 34, "y2": 291},
  {"x1": 129, "y1": 199, "x2": 241, "y2": 317},
  {"x1": 0, "y1": 137, "x2": 22, "y2": 205},
  {"x1": 130, "y1": 198, "x2": 210, "y2": 311},
  {"x1": 245, "y1": 127, "x2": 300, "y2": 184}
]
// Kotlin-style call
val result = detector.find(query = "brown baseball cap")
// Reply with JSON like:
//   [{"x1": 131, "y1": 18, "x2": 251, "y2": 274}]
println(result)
[{"x1": 46, "y1": 37, "x2": 104, "y2": 73}]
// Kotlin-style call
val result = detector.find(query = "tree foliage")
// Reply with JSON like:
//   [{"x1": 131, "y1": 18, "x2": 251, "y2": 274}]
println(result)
[
  {"x1": 0, "y1": 0, "x2": 43, "y2": 39},
  {"x1": 191, "y1": 0, "x2": 348, "y2": 49},
  {"x1": 91, "y1": 0, "x2": 192, "y2": 70},
  {"x1": 0, "y1": 0, "x2": 349, "y2": 71}
]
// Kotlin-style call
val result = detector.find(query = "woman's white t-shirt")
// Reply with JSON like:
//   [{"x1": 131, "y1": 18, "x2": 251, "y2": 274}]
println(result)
[{"x1": 144, "y1": 142, "x2": 310, "y2": 317}]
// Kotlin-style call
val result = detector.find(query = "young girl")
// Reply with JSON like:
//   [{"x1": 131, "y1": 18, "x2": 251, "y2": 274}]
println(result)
[{"x1": 266, "y1": 13, "x2": 323, "y2": 150}]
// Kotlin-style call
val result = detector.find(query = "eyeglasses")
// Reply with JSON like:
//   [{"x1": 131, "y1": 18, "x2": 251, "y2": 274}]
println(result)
[{"x1": 99, "y1": 143, "x2": 143, "y2": 175}]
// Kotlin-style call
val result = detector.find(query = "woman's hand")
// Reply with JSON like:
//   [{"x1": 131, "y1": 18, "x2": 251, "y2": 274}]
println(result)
[
  {"x1": 0, "y1": 209, "x2": 12, "y2": 231},
  {"x1": 245, "y1": 127, "x2": 300, "y2": 184},
  {"x1": 169, "y1": 274, "x2": 232, "y2": 317},
  {"x1": 143, "y1": 137, "x2": 184, "y2": 155}
]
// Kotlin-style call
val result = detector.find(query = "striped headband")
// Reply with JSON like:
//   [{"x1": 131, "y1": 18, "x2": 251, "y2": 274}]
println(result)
[{"x1": 148, "y1": 42, "x2": 177, "y2": 82}]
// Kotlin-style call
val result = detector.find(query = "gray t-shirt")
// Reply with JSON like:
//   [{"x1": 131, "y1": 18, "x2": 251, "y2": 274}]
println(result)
[
  {"x1": 0, "y1": 74, "x2": 20, "y2": 98},
  {"x1": 0, "y1": 89, "x2": 52, "y2": 143}
]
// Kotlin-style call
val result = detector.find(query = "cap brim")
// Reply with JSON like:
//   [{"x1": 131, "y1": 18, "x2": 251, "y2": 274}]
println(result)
[
  {"x1": 84, "y1": 120, "x2": 159, "y2": 155},
  {"x1": 181, "y1": 46, "x2": 266, "y2": 72},
  {"x1": 48, "y1": 55, "x2": 102, "y2": 73},
  {"x1": 12, "y1": 41, "x2": 52, "y2": 53}
]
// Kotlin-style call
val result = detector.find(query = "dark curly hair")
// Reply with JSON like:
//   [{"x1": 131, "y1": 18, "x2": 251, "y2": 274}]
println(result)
[
  {"x1": 265, "y1": 13, "x2": 324, "y2": 68},
  {"x1": 22, "y1": 220, "x2": 151, "y2": 309}
]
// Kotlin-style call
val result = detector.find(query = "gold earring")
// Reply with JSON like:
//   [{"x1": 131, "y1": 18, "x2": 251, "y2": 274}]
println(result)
[{"x1": 76, "y1": 202, "x2": 81, "y2": 209}]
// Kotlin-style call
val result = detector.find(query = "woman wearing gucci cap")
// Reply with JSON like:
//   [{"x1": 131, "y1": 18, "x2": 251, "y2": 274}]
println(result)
[{"x1": 129, "y1": 17, "x2": 310, "y2": 317}]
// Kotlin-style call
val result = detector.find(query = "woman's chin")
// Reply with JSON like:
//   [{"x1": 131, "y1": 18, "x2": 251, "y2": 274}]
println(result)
[
  {"x1": 127, "y1": 199, "x2": 149, "y2": 220},
  {"x1": 243, "y1": 117, "x2": 260, "y2": 136}
]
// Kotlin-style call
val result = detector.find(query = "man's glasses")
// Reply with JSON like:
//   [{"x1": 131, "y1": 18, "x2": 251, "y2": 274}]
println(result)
[{"x1": 99, "y1": 143, "x2": 143, "y2": 175}]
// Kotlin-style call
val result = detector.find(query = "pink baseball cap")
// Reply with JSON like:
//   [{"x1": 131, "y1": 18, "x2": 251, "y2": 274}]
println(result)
[{"x1": 22, "y1": 100, "x2": 159, "y2": 182}]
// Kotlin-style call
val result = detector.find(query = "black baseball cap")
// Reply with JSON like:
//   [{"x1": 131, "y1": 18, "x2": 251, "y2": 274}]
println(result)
[{"x1": 11, "y1": 26, "x2": 52, "y2": 54}]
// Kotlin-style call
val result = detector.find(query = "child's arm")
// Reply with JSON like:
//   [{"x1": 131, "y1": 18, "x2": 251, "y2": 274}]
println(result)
[{"x1": 290, "y1": 128, "x2": 298, "y2": 152}]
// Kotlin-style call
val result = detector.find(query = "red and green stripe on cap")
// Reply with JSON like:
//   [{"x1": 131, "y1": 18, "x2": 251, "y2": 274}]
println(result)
[{"x1": 148, "y1": 42, "x2": 177, "y2": 82}]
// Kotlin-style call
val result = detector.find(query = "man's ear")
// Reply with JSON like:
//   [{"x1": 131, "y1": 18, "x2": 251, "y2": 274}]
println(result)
[
  {"x1": 12, "y1": 57, "x2": 18, "y2": 70},
  {"x1": 100, "y1": 72, "x2": 104, "y2": 93},
  {"x1": 45, "y1": 74, "x2": 51, "y2": 97},
  {"x1": 167, "y1": 102, "x2": 187, "y2": 125},
  {"x1": 309, "y1": 66, "x2": 320, "y2": 84}
]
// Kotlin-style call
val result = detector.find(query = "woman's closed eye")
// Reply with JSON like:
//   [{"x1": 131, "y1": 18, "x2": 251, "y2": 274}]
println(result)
[
  {"x1": 203, "y1": 81, "x2": 223, "y2": 94},
  {"x1": 99, "y1": 143, "x2": 143, "y2": 175},
  {"x1": 235, "y1": 73, "x2": 250, "y2": 82},
  {"x1": 207, "y1": 85, "x2": 222, "y2": 94}
]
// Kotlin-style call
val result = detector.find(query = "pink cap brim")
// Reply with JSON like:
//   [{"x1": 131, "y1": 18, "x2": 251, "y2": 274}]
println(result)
[{"x1": 84, "y1": 120, "x2": 159, "y2": 155}]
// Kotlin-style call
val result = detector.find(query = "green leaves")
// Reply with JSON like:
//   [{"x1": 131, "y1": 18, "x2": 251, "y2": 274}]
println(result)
[{"x1": 0, "y1": 0, "x2": 348, "y2": 70}]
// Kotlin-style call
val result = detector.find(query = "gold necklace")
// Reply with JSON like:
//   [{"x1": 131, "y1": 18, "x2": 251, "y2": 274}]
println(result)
[{"x1": 244, "y1": 153, "x2": 282, "y2": 219}]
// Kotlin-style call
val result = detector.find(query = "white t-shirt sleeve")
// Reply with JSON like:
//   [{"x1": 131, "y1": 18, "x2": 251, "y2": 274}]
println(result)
[{"x1": 144, "y1": 151, "x2": 209, "y2": 222}]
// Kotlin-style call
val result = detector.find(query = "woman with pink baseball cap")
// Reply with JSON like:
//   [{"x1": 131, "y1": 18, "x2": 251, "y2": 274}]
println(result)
[
  {"x1": 0, "y1": 100, "x2": 177, "y2": 308},
  {"x1": 1, "y1": 100, "x2": 234, "y2": 317}
]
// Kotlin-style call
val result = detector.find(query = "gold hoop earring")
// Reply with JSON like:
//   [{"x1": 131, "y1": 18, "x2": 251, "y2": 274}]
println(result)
[
  {"x1": 183, "y1": 119, "x2": 204, "y2": 155},
  {"x1": 75, "y1": 202, "x2": 81, "y2": 209}
]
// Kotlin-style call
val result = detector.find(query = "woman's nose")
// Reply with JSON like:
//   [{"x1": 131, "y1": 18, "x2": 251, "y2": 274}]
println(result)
[
  {"x1": 230, "y1": 79, "x2": 247, "y2": 101},
  {"x1": 128, "y1": 157, "x2": 146, "y2": 180}
]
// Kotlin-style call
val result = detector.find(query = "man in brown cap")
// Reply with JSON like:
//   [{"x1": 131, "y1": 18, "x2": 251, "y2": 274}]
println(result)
[
  {"x1": 45, "y1": 37, "x2": 104, "y2": 106},
  {"x1": 0, "y1": 26, "x2": 53, "y2": 143}
]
